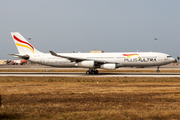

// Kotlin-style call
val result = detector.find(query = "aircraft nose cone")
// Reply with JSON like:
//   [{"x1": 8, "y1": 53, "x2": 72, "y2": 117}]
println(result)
[{"x1": 171, "y1": 57, "x2": 175, "y2": 62}]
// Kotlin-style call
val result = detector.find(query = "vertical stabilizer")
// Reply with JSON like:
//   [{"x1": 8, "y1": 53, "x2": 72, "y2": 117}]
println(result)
[{"x1": 11, "y1": 32, "x2": 43, "y2": 54}]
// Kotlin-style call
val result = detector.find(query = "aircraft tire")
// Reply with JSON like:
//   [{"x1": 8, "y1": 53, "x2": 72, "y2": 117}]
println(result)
[
  {"x1": 86, "y1": 71, "x2": 90, "y2": 74},
  {"x1": 94, "y1": 70, "x2": 99, "y2": 74},
  {"x1": 86, "y1": 70, "x2": 98, "y2": 74}
]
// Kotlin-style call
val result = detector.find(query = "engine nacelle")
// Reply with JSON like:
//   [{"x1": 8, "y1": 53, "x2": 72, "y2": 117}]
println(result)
[
  {"x1": 77, "y1": 61, "x2": 94, "y2": 68},
  {"x1": 100, "y1": 63, "x2": 116, "y2": 70}
]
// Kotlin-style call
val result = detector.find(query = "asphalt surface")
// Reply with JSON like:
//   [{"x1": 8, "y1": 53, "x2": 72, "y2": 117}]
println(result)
[
  {"x1": 0, "y1": 72, "x2": 180, "y2": 77},
  {"x1": 1, "y1": 64, "x2": 180, "y2": 77},
  {"x1": 1, "y1": 64, "x2": 180, "y2": 70}
]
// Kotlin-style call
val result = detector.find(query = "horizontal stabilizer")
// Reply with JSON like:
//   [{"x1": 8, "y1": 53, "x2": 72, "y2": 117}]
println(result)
[{"x1": 7, "y1": 54, "x2": 29, "y2": 59}]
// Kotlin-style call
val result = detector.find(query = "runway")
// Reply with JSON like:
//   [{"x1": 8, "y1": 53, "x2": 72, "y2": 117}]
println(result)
[
  {"x1": 1, "y1": 64, "x2": 180, "y2": 70},
  {"x1": 1, "y1": 72, "x2": 180, "y2": 77}
]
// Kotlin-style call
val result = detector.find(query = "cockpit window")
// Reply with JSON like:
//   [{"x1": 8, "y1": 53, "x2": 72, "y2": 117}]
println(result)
[{"x1": 167, "y1": 56, "x2": 172, "y2": 58}]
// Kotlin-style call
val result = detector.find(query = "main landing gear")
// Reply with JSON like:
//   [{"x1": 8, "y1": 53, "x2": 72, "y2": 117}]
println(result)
[
  {"x1": 86, "y1": 68, "x2": 99, "y2": 74},
  {"x1": 156, "y1": 66, "x2": 160, "y2": 73}
]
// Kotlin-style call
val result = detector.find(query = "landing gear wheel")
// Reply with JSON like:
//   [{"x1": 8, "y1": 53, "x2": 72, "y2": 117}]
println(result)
[
  {"x1": 156, "y1": 67, "x2": 160, "y2": 73},
  {"x1": 94, "y1": 70, "x2": 99, "y2": 74},
  {"x1": 86, "y1": 69, "x2": 99, "y2": 74},
  {"x1": 86, "y1": 71, "x2": 90, "y2": 74}
]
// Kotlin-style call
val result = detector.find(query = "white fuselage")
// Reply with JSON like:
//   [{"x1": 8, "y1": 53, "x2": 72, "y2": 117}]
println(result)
[{"x1": 28, "y1": 52, "x2": 174, "y2": 68}]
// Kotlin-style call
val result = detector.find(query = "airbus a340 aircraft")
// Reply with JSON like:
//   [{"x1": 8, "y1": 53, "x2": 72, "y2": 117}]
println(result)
[{"x1": 9, "y1": 32, "x2": 175, "y2": 74}]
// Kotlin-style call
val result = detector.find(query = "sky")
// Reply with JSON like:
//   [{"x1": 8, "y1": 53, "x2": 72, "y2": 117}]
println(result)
[{"x1": 1, "y1": 0, "x2": 180, "y2": 60}]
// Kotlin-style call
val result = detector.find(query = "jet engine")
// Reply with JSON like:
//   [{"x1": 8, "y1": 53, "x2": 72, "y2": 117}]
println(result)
[
  {"x1": 77, "y1": 61, "x2": 94, "y2": 68},
  {"x1": 100, "y1": 63, "x2": 116, "y2": 70}
]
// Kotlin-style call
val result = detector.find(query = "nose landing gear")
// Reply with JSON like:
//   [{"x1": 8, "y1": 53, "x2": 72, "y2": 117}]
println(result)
[
  {"x1": 86, "y1": 68, "x2": 99, "y2": 74},
  {"x1": 156, "y1": 66, "x2": 160, "y2": 73}
]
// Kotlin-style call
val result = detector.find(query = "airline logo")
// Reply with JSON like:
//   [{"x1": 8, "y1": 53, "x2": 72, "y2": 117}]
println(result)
[
  {"x1": 123, "y1": 54, "x2": 140, "y2": 59},
  {"x1": 123, "y1": 53, "x2": 157, "y2": 62},
  {"x1": 13, "y1": 35, "x2": 34, "y2": 54}
]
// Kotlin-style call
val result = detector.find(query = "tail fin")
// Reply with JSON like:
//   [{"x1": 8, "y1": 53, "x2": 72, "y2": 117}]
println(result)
[{"x1": 11, "y1": 32, "x2": 43, "y2": 54}]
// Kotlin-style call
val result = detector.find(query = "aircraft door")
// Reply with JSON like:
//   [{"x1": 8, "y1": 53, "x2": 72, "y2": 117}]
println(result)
[
  {"x1": 40, "y1": 55, "x2": 46, "y2": 64},
  {"x1": 158, "y1": 54, "x2": 163, "y2": 62}
]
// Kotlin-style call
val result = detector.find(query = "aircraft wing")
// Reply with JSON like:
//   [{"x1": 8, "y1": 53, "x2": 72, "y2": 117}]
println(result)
[
  {"x1": 49, "y1": 51, "x2": 86, "y2": 62},
  {"x1": 49, "y1": 50, "x2": 115, "y2": 64}
]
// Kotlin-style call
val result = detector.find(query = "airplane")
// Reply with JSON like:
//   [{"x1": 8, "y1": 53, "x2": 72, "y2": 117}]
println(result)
[{"x1": 8, "y1": 32, "x2": 175, "y2": 74}]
